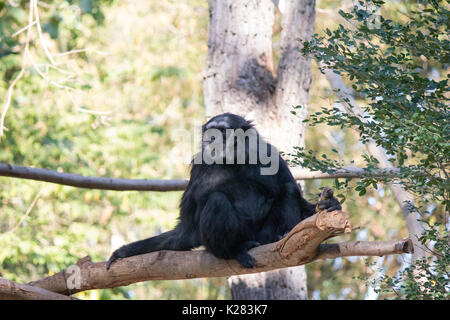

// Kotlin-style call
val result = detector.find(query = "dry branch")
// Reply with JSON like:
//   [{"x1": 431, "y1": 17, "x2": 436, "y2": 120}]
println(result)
[
  {"x1": 316, "y1": 239, "x2": 413, "y2": 260},
  {"x1": 0, "y1": 278, "x2": 76, "y2": 300},
  {"x1": 28, "y1": 210, "x2": 412, "y2": 296},
  {"x1": 0, "y1": 163, "x2": 400, "y2": 191}
]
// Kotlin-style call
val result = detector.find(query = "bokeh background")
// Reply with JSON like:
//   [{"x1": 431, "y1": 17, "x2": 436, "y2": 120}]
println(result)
[{"x1": 0, "y1": 0, "x2": 419, "y2": 299}]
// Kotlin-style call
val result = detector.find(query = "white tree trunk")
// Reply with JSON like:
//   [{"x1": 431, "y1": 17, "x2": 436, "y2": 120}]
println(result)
[
  {"x1": 204, "y1": 0, "x2": 316, "y2": 300},
  {"x1": 320, "y1": 66, "x2": 426, "y2": 262}
]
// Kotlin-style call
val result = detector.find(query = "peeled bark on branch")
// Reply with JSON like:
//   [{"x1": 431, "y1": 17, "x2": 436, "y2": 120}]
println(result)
[
  {"x1": 27, "y1": 210, "x2": 412, "y2": 296},
  {"x1": 0, "y1": 163, "x2": 400, "y2": 191},
  {"x1": 0, "y1": 278, "x2": 76, "y2": 300}
]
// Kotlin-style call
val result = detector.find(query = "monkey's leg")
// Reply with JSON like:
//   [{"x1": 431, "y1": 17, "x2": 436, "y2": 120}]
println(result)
[
  {"x1": 199, "y1": 192, "x2": 258, "y2": 268},
  {"x1": 235, "y1": 241, "x2": 261, "y2": 268},
  {"x1": 106, "y1": 227, "x2": 198, "y2": 270}
]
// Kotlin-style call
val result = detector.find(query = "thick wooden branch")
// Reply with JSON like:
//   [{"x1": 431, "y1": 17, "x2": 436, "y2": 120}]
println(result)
[
  {"x1": 0, "y1": 163, "x2": 400, "y2": 191},
  {"x1": 28, "y1": 210, "x2": 412, "y2": 296},
  {"x1": 0, "y1": 278, "x2": 76, "y2": 300}
]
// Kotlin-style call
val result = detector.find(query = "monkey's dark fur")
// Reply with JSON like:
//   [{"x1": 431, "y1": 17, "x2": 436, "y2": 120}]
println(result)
[{"x1": 106, "y1": 113, "x2": 341, "y2": 269}]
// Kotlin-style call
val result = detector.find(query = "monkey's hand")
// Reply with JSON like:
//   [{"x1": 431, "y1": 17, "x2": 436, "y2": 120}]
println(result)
[{"x1": 316, "y1": 186, "x2": 342, "y2": 212}]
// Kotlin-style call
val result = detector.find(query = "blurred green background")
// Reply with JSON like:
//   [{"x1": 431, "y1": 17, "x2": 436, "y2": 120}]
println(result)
[{"x1": 0, "y1": 0, "x2": 419, "y2": 299}]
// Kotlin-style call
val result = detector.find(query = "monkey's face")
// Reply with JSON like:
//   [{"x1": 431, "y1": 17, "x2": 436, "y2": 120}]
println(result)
[{"x1": 200, "y1": 113, "x2": 257, "y2": 164}]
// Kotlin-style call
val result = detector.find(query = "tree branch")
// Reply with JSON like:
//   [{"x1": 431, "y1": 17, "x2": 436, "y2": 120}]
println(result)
[
  {"x1": 0, "y1": 163, "x2": 401, "y2": 191},
  {"x1": 27, "y1": 210, "x2": 412, "y2": 296},
  {"x1": 0, "y1": 278, "x2": 76, "y2": 300},
  {"x1": 0, "y1": 163, "x2": 188, "y2": 191},
  {"x1": 316, "y1": 239, "x2": 413, "y2": 260},
  {"x1": 290, "y1": 166, "x2": 400, "y2": 180}
]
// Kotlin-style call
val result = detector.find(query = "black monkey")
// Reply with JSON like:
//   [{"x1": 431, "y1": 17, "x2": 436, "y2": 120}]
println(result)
[{"x1": 106, "y1": 113, "x2": 341, "y2": 269}]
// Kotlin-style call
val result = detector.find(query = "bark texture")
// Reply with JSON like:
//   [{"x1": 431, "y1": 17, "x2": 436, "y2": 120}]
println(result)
[
  {"x1": 228, "y1": 268, "x2": 307, "y2": 300},
  {"x1": 203, "y1": 0, "x2": 276, "y2": 124}
]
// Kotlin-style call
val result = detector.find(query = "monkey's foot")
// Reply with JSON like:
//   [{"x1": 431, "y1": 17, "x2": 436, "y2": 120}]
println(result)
[
  {"x1": 236, "y1": 251, "x2": 256, "y2": 268},
  {"x1": 316, "y1": 186, "x2": 342, "y2": 212}
]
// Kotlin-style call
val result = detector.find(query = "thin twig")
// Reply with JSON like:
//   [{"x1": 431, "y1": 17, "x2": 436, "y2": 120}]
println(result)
[
  {"x1": 32, "y1": 0, "x2": 56, "y2": 65},
  {"x1": 4, "y1": 190, "x2": 42, "y2": 235},
  {"x1": 54, "y1": 48, "x2": 109, "y2": 57},
  {"x1": 26, "y1": 50, "x2": 76, "y2": 91},
  {"x1": 12, "y1": 20, "x2": 37, "y2": 37},
  {"x1": 0, "y1": 1, "x2": 33, "y2": 140}
]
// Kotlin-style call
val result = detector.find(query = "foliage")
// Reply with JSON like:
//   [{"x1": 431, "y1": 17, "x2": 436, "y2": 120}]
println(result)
[
  {"x1": 298, "y1": 0, "x2": 449, "y2": 299},
  {"x1": 0, "y1": 0, "x2": 216, "y2": 299},
  {"x1": 381, "y1": 226, "x2": 448, "y2": 299}
]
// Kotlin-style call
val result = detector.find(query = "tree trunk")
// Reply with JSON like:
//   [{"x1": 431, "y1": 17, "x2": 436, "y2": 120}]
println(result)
[
  {"x1": 203, "y1": 0, "x2": 316, "y2": 300},
  {"x1": 228, "y1": 268, "x2": 308, "y2": 300}
]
